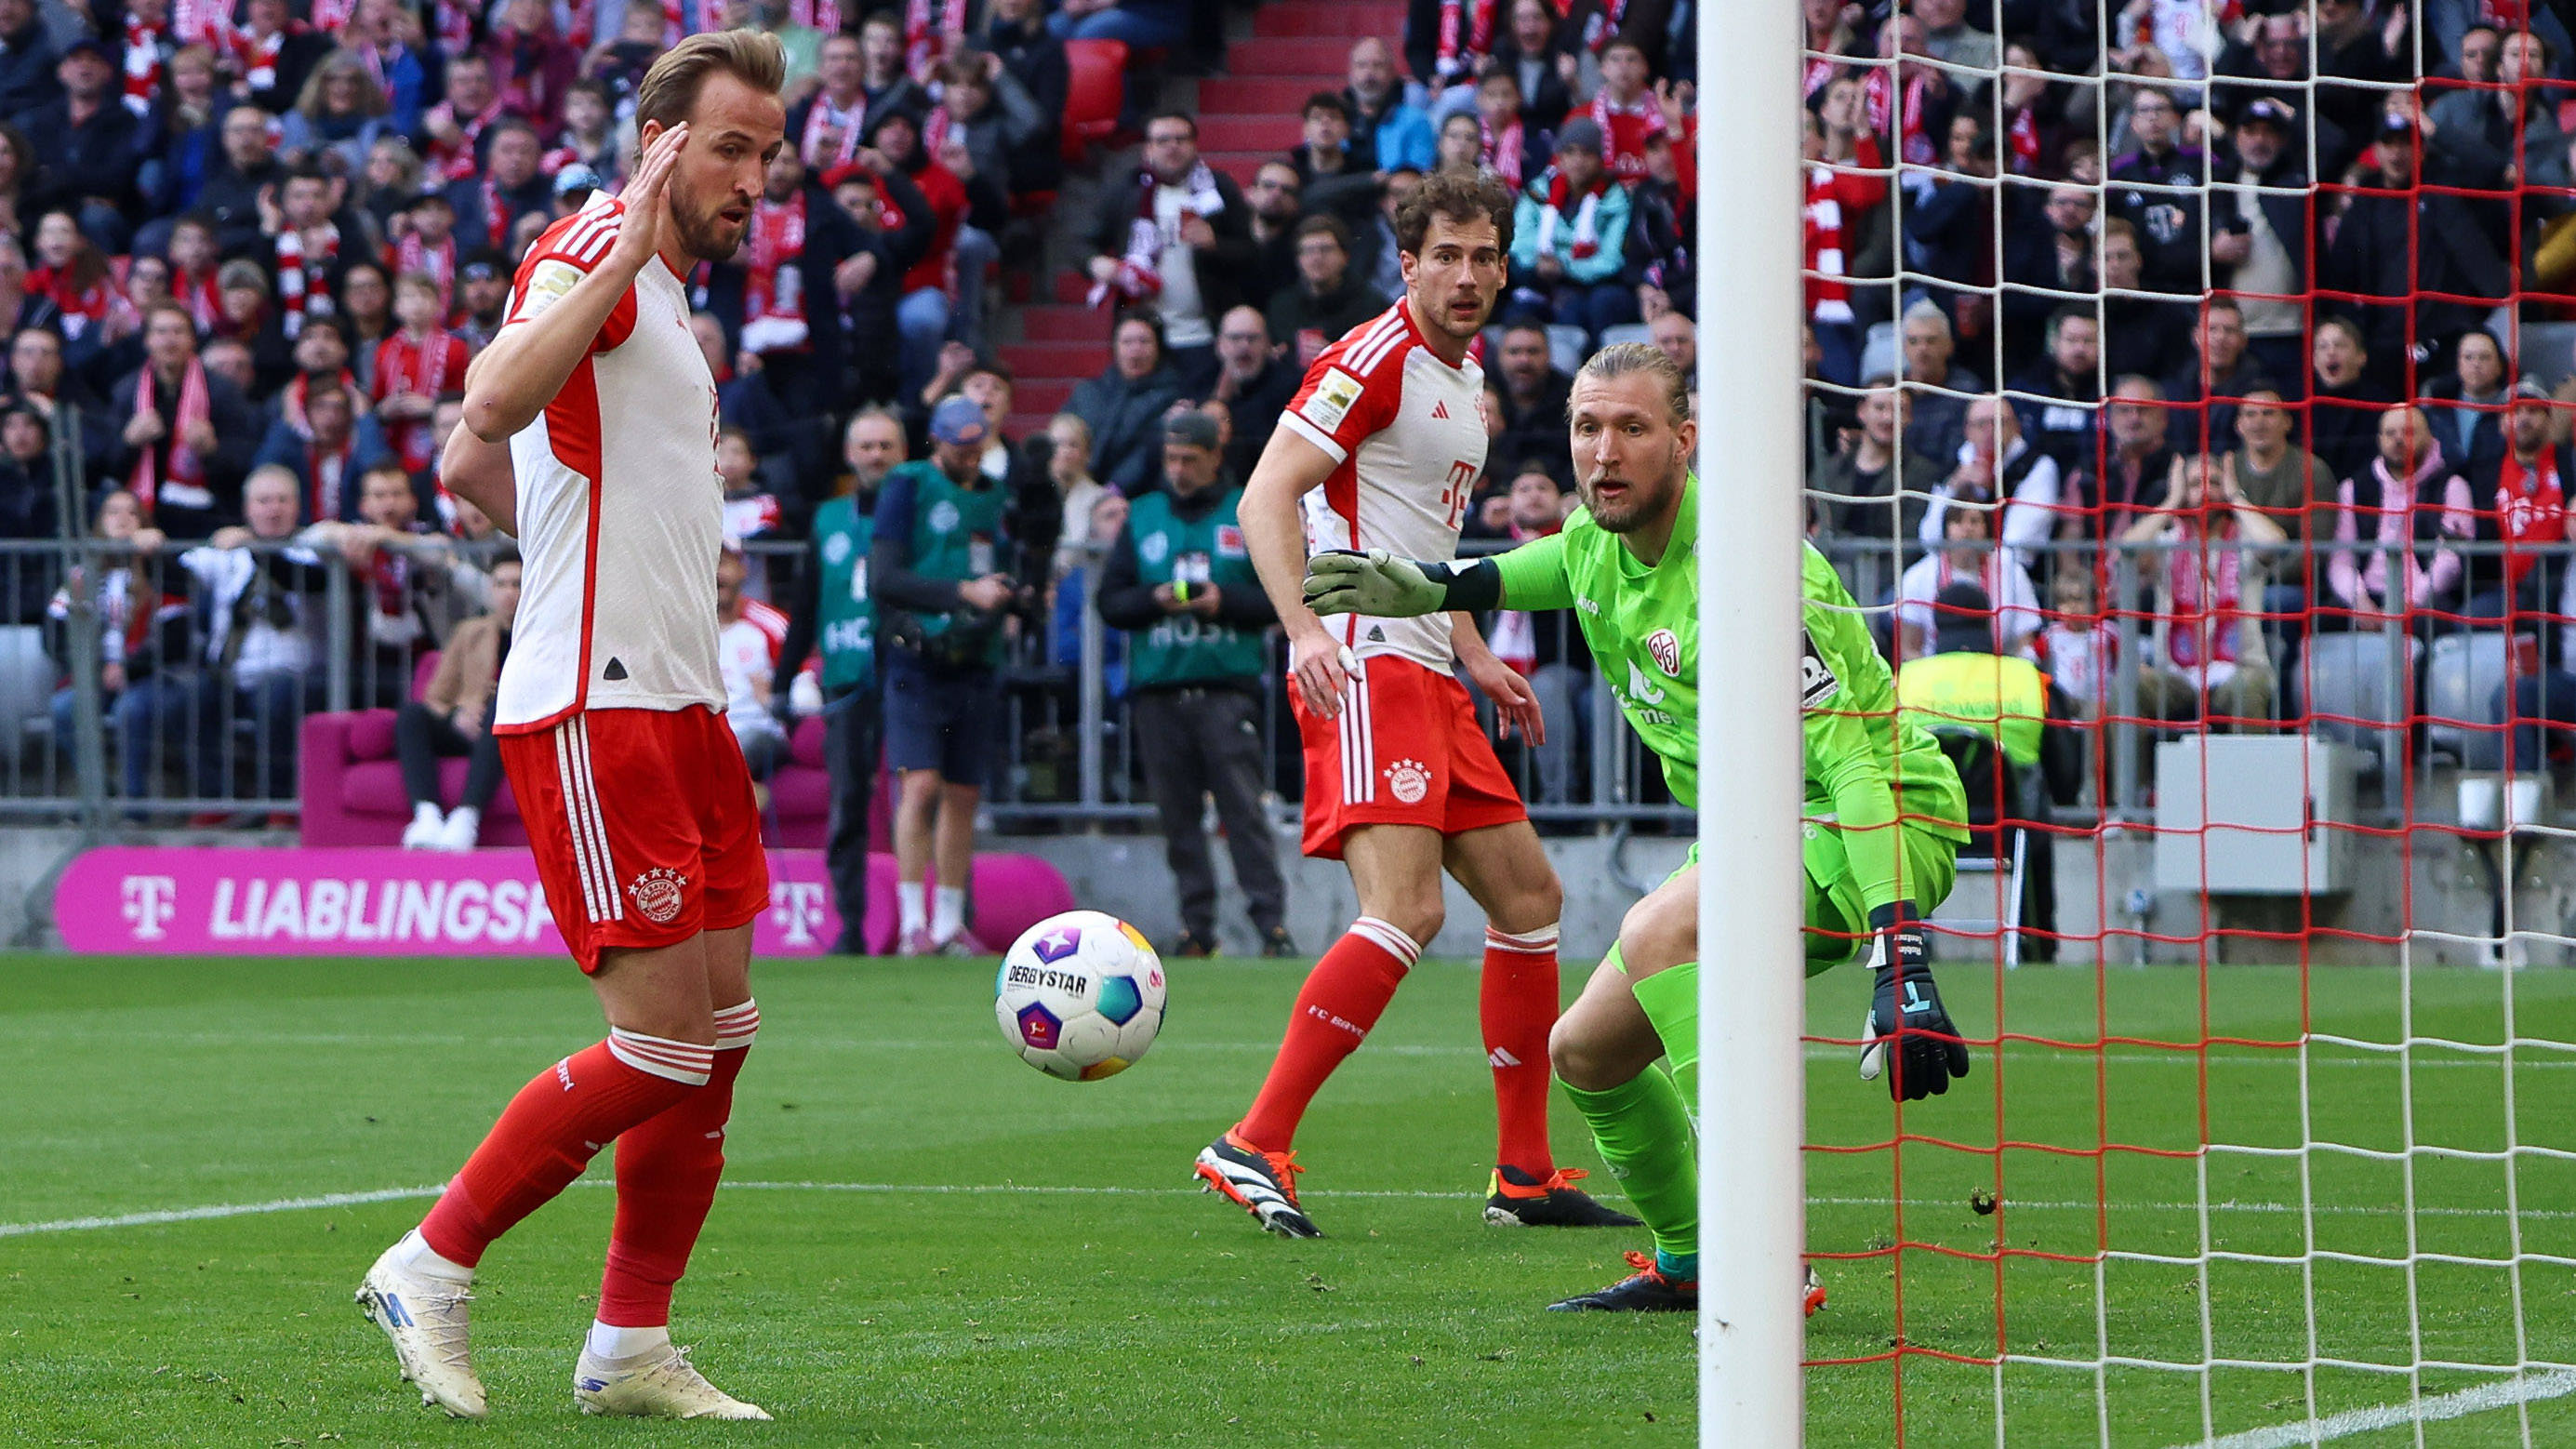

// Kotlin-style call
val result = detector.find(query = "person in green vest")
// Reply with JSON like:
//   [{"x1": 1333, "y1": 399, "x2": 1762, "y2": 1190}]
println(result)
[
  {"x1": 871, "y1": 394, "x2": 1029, "y2": 956},
  {"x1": 1300, "y1": 342, "x2": 1976, "y2": 1314},
  {"x1": 775, "y1": 410, "x2": 902, "y2": 956},
  {"x1": 1095, "y1": 410, "x2": 1297, "y2": 959},
  {"x1": 1895, "y1": 580, "x2": 2085, "y2": 962}
]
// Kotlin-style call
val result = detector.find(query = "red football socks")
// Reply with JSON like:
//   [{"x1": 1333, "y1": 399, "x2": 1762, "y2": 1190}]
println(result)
[
  {"x1": 1481, "y1": 924, "x2": 1561, "y2": 1178},
  {"x1": 418, "y1": 1029, "x2": 714, "y2": 1270},
  {"x1": 598, "y1": 1001, "x2": 760, "y2": 1328},
  {"x1": 1235, "y1": 918, "x2": 1421, "y2": 1152}
]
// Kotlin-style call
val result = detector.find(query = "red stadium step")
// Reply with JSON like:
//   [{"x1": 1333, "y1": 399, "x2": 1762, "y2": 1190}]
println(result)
[
  {"x1": 1201, "y1": 76, "x2": 1345, "y2": 113},
  {"x1": 1228, "y1": 35, "x2": 1374, "y2": 72},
  {"x1": 1205, "y1": 151, "x2": 1286, "y2": 178},
  {"x1": 1253, "y1": 3, "x2": 1407, "y2": 37},
  {"x1": 1015, "y1": 379, "x2": 1076, "y2": 415},
  {"x1": 1196, "y1": 113, "x2": 1299, "y2": 153},
  {"x1": 1003, "y1": 410, "x2": 1057, "y2": 436},
  {"x1": 998, "y1": 340, "x2": 1108, "y2": 379},
  {"x1": 1053, "y1": 270, "x2": 1096, "y2": 305},
  {"x1": 1019, "y1": 305, "x2": 1110, "y2": 342}
]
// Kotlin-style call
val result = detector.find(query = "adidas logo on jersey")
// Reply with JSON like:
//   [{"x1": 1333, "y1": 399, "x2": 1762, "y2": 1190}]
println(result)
[
  {"x1": 1432, "y1": 400, "x2": 1451, "y2": 419},
  {"x1": 603, "y1": 658, "x2": 630, "y2": 681},
  {"x1": 1367, "y1": 626, "x2": 1386, "y2": 642}
]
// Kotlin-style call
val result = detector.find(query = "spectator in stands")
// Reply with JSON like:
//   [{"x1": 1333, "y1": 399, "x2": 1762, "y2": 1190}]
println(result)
[
  {"x1": 547, "y1": 79, "x2": 618, "y2": 184},
  {"x1": 716, "y1": 425, "x2": 784, "y2": 549},
  {"x1": 2211, "y1": 13, "x2": 2339, "y2": 175},
  {"x1": 1357, "y1": 166, "x2": 1421, "y2": 299},
  {"x1": 1896, "y1": 493, "x2": 2043, "y2": 660},
  {"x1": 1650, "y1": 309, "x2": 1693, "y2": 373},
  {"x1": 973, "y1": 0, "x2": 1067, "y2": 193},
  {"x1": 0, "y1": 0, "x2": 59, "y2": 120},
  {"x1": 936, "y1": 49, "x2": 1047, "y2": 204},
  {"x1": 196, "y1": 102, "x2": 282, "y2": 259},
  {"x1": 1491, "y1": 320, "x2": 1572, "y2": 483},
  {"x1": 46, "y1": 487, "x2": 169, "y2": 795},
  {"x1": 1042, "y1": 412, "x2": 1105, "y2": 578},
  {"x1": 856, "y1": 107, "x2": 973, "y2": 399},
  {"x1": 1807, "y1": 374, "x2": 1937, "y2": 545},
  {"x1": 1492, "y1": 0, "x2": 1576, "y2": 131},
  {"x1": 790, "y1": 31, "x2": 874, "y2": 171},
  {"x1": 1085, "y1": 110, "x2": 1253, "y2": 396},
  {"x1": 232, "y1": 0, "x2": 328, "y2": 115},
  {"x1": 2227, "y1": 385, "x2": 2336, "y2": 617},
  {"x1": 1202, "y1": 305, "x2": 1298, "y2": 476},
  {"x1": 1069, "y1": 309, "x2": 1185, "y2": 497},
  {"x1": 715, "y1": 544, "x2": 791, "y2": 782},
  {"x1": 373, "y1": 273, "x2": 470, "y2": 478},
  {"x1": 2209, "y1": 98, "x2": 2311, "y2": 388},
  {"x1": 872, "y1": 394, "x2": 1028, "y2": 955},
  {"x1": 1898, "y1": 299, "x2": 1977, "y2": 465},
  {"x1": 2162, "y1": 297, "x2": 2269, "y2": 456},
  {"x1": 305, "y1": 456, "x2": 480, "y2": 699},
  {"x1": 1468, "y1": 67, "x2": 1543, "y2": 191},
  {"x1": 115, "y1": 301, "x2": 259, "y2": 541},
  {"x1": 279, "y1": 52, "x2": 392, "y2": 179},
  {"x1": 2308, "y1": 315, "x2": 2397, "y2": 485},
  {"x1": 29, "y1": 210, "x2": 134, "y2": 366},
  {"x1": 1289, "y1": 89, "x2": 1380, "y2": 237},
  {"x1": 1240, "y1": 160, "x2": 1305, "y2": 312},
  {"x1": 704, "y1": 144, "x2": 864, "y2": 419},
  {"x1": 2330, "y1": 404, "x2": 2476, "y2": 622},
  {"x1": 2466, "y1": 379, "x2": 2573, "y2": 625},
  {"x1": 1507, "y1": 117, "x2": 1633, "y2": 345},
  {"x1": 2038, "y1": 566, "x2": 2117, "y2": 715},
  {"x1": 1913, "y1": 0, "x2": 1997, "y2": 68},
  {"x1": 2421, "y1": 327, "x2": 2509, "y2": 472},
  {"x1": 253, "y1": 379, "x2": 391, "y2": 525},
  {"x1": 2106, "y1": 86, "x2": 2204, "y2": 294},
  {"x1": 821, "y1": 153, "x2": 935, "y2": 407},
  {"x1": 2009, "y1": 307, "x2": 2100, "y2": 478},
  {"x1": 1095, "y1": 408, "x2": 1291, "y2": 957},
  {"x1": 2085, "y1": 375, "x2": 2180, "y2": 538},
  {"x1": 21, "y1": 38, "x2": 142, "y2": 251},
  {"x1": 2426, "y1": 28, "x2": 2566, "y2": 194},
  {"x1": 1046, "y1": 0, "x2": 1189, "y2": 48},
  {"x1": 336, "y1": 263, "x2": 394, "y2": 394},
  {"x1": 0, "y1": 400, "x2": 52, "y2": 616},
  {"x1": 446, "y1": 119, "x2": 551, "y2": 261},
  {"x1": 1346, "y1": 37, "x2": 1436, "y2": 174},
  {"x1": 2120, "y1": 453, "x2": 2284, "y2": 726},
  {"x1": 1803, "y1": 81, "x2": 1883, "y2": 386},
  {"x1": 2097, "y1": 219, "x2": 2192, "y2": 381},
  {"x1": 7, "y1": 323, "x2": 113, "y2": 471},
  {"x1": 1921, "y1": 395, "x2": 2065, "y2": 574},
  {"x1": 395, "y1": 545, "x2": 517, "y2": 853},
  {"x1": 2324, "y1": 113, "x2": 2504, "y2": 387},
  {"x1": 453, "y1": 253, "x2": 511, "y2": 352},
  {"x1": 1409, "y1": 0, "x2": 1506, "y2": 97},
  {"x1": 1585, "y1": 37, "x2": 1666, "y2": 182},
  {"x1": 1268, "y1": 216, "x2": 1388, "y2": 372},
  {"x1": 202, "y1": 334, "x2": 257, "y2": 397},
  {"x1": 153, "y1": 465, "x2": 328, "y2": 821}
]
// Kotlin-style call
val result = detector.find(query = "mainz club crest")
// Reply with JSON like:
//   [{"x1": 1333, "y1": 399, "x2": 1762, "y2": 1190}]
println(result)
[{"x1": 1646, "y1": 628, "x2": 1681, "y2": 676}]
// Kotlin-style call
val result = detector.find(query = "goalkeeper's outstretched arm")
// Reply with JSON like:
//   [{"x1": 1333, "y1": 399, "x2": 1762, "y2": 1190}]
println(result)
[{"x1": 1302, "y1": 532, "x2": 1577, "y2": 617}]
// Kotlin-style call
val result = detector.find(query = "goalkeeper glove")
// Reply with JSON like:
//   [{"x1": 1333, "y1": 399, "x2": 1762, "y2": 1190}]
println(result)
[
  {"x1": 1302, "y1": 548, "x2": 1499, "y2": 618},
  {"x1": 1856, "y1": 902, "x2": 1972, "y2": 1101}
]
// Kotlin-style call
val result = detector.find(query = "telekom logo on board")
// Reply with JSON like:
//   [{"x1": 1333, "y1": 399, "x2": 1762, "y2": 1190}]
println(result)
[{"x1": 120, "y1": 875, "x2": 178, "y2": 940}]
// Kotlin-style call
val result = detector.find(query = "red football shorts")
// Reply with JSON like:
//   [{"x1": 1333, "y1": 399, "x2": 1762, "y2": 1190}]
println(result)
[
  {"x1": 1290, "y1": 653, "x2": 1528, "y2": 860},
  {"x1": 498, "y1": 705, "x2": 770, "y2": 973}
]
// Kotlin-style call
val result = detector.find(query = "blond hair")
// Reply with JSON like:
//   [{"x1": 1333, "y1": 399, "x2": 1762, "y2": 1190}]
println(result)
[
  {"x1": 1571, "y1": 341, "x2": 1693, "y2": 426},
  {"x1": 635, "y1": 31, "x2": 787, "y2": 131}
]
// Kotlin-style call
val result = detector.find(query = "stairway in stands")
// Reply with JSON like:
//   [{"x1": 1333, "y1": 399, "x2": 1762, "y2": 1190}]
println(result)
[{"x1": 996, "y1": 0, "x2": 1407, "y2": 442}]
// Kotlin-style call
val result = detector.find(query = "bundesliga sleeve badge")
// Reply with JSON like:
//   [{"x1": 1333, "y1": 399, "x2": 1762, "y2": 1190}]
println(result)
[{"x1": 1300, "y1": 367, "x2": 1365, "y2": 433}]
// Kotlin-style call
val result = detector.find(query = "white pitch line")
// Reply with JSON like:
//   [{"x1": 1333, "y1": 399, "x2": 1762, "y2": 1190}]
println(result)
[
  {"x1": 10, "y1": 1181, "x2": 2576, "y2": 1241},
  {"x1": 2176, "y1": 1368, "x2": 2576, "y2": 1448}
]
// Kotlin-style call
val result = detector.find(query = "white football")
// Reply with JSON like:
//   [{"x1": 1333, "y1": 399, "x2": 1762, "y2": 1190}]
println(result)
[{"x1": 994, "y1": 910, "x2": 1168, "y2": 1081}]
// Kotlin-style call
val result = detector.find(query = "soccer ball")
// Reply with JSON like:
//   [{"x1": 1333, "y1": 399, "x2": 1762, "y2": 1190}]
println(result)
[{"x1": 994, "y1": 911, "x2": 1167, "y2": 1081}]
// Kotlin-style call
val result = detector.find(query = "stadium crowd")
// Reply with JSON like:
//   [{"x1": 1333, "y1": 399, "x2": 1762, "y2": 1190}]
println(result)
[{"x1": 0, "y1": 0, "x2": 1699, "y2": 914}]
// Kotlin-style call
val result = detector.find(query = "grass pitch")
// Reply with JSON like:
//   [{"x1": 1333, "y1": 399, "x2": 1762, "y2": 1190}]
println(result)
[{"x1": 1, "y1": 950, "x2": 2572, "y2": 1446}]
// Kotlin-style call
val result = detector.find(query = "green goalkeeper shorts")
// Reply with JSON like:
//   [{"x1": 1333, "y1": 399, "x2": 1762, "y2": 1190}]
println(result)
[{"x1": 1632, "y1": 824, "x2": 1959, "y2": 980}]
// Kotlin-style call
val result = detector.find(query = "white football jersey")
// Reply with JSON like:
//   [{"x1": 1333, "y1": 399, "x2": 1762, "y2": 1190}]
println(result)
[
  {"x1": 1279, "y1": 302, "x2": 1490, "y2": 674},
  {"x1": 494, "y1": 195, "x2": 727, "y2": 732}
]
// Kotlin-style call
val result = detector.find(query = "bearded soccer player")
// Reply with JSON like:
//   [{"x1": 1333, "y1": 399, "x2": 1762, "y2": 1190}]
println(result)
[
  {"x1": 354, "y1": 33, "x2": 789, "y2": 1420},
  {"x1": 1193, "y1": 168, "x2": 1635, "y2": 1238},
  {"x1": 1303, "y1": 343, "x2": 1975, "y2": 1312}
]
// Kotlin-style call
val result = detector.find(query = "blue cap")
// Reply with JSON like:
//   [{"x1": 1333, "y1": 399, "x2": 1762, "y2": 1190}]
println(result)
[
  {"x1": 553, "y1": 163, "x2": 603, "y2": 198},
  {"x1": 930, "y1": 394, "x2": 990, "y2": 447}
]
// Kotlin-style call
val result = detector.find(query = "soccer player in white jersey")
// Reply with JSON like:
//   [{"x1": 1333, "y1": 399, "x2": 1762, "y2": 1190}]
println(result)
[
  {"x1": 1192, "y1": 169, "x2": 1635, "y2": 1238},
  {"x1": 354, "y1": 33, "x2": 788, "y2": 1421}
]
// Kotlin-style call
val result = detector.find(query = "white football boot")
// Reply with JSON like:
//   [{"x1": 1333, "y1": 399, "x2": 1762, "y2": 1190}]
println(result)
[
  {"x1": 355, "y1": 1241, "x2": 486, "y2": 1418},
  {"x1": 574, "y1": 1343, "x2": 772, "y2": 1420}
]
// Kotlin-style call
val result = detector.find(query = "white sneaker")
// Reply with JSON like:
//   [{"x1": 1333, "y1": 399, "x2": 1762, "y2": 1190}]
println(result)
[
  {"x1": 574, "y1": 1343, "x2": 771, "y2": 1420},
  {"x1": 432, "y1": 806, "x2": 482, "y2": 853},
  {"x1": 355, "y1": 1242, "x2": 485, "y2": 1419},
  {"x1": 400, "y1": 809, "x2": 445, "y2": 850}
]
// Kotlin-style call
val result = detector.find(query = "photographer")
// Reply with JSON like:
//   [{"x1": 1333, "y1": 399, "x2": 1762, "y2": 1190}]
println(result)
[{"x1": 870, "y1": 395, "x2": 1029, "y2": 956}]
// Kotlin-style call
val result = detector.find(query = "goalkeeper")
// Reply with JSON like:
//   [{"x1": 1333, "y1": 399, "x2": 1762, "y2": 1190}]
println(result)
[{"x1": 1302, "y1": 342, "x2": 1973, "y2": 1314}]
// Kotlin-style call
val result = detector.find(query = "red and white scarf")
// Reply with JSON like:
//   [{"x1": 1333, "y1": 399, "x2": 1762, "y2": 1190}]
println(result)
[
  {"x1": 129, "y1": 360, "x2": 215, "y2": 518},
  {"x1": 1864, "y1": 64, "x2": 1938, "y2": 166},
  {"x1": 278, "y1": 368, "x2": 356, "y2": 439},
  {"x1": 234, "y1": 21, "x2": 303, "y2": 97},
  {"x1": 905, "y1": 0, "x2": 969, "y2": 82},
  {"x1": 33, "y1": 265, "x2": 119, "y2": 338},
  {"x1": 1090, "y1": 162, "x2": 1223, "y2": 308},
  {"x1": 2163, "y1": 522, "x2": 2246, "y2": 670},
  {"x1": 1535, "y1": 168, "x2": 1608, "y2": 260},
  {"x1": 172, "y1": 0, "x2": 232, "y2": 48},
  {"x1": 1805, "y1": 160, "x2": 1852, "y2": 323},
  {"x1": 307, "y1": 435, "x2": 355, "y2": 522},
  {"x1": 311, "y1": 0, "x2": 355, "y2": 30},
  {"x1": 1588, "y1": 87, "x2": 1665, "y2": 181},
  {"x1": 275, "y1": 226, "x2": 339, "y2": 339},
  {"x1": 122, "y1": 12, "x2": 169, "y2": 117},
  {"x1": 799, "y1": 91, "x2": 867, "y2": 167},
  {"x1": 392, "y1": 231, "x2": 458, "y2": 322},
  {"x1": 433, "y1": 0, "x2": 474, "y2": 56},
  {"x1": 739, "y1": 193, "x2": 811, "y2": 353},
  {"x1": 1581, "y1": 0, "x2": 1630, "y2": 51},
  {"x1": 1435, "y1": 0, "x2": 1498, "y2": 81},
  {"x1": 173, "y1": 266, "x2": 221, "y2": 333},
  {"x1": 429, "y1": 99, "x2": 507, "y2": 181},
  {"x1": 478, "y1": 176, "x2": 515, "y2": 249},
  {"x1": 377, "y1": 328, "x2": 464, "y2": 472},
  {"x1": 1478, "y1": 113, "x2": 1524, "y2": 190}
]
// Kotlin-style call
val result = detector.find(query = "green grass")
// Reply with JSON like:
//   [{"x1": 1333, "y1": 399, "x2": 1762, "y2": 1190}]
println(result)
[{"x1": 1, "y1": 952, "x2": 2573, "y2": 1446}]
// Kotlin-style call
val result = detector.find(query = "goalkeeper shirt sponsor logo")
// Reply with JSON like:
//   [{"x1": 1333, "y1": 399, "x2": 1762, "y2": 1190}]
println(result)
[{"x1": 1800, "y1": 631, "x2": 1840, "y2": 709}]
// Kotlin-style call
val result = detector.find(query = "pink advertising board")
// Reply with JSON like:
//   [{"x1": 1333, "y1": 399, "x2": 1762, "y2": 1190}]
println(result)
[{"x1": 54, "y1": 847, "x2": 1074, "y2": 957}]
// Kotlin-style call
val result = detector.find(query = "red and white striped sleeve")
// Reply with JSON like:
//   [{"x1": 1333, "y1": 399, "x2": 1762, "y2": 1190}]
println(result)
[
  {"x1": 505, "y1": 201, "x2": 639, "y2": 353},
  {"x1": 1277, "y1": 308, "x2": 1413, "y2": 465}
]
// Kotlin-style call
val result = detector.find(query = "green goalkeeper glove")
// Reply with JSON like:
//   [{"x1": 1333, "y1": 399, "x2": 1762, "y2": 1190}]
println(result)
[{"x1": 1302, "y1": 548, "x2": 1496, "y2": 617}]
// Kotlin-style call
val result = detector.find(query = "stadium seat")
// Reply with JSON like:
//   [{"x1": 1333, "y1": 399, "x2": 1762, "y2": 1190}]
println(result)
[
  {"x1": 2423, "y1": 630, "x2": 2516, "y2": 767},
  {"x1": 2513, "y1": 320, "x2": 2576, "y2": 388},
  {"x1": 0, "y1": 625, "x2": 51, "y2": 747},
  {"x1": 1545, "y1": 326, "x2": 1587, "y2": 379},
  {"x1": 2296, "y1": 629, "x2": 2416, "y2": 783},
  {"x1": 1062, "y1": 39, "x2": 1129, "y2": 165},
  {"x1": 1860, "y1": 321, "x2": 1899, "y2": 383},
  {"x1": 1597, "y1": 323, "x2": 1653, "y2": 351}
]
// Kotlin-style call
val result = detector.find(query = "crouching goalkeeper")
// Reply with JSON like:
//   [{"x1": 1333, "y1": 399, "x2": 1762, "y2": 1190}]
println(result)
[{"x1": 1302, "y1": 342, "x2": 1973, "y2": 1313}]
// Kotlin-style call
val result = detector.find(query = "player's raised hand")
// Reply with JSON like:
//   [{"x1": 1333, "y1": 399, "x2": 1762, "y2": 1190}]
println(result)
[
  {"x1": 1303, "y1": 548, "x2": 1445, "y2": 618},
  {"x1": 1857, "y1": 903, "x2": 1972, "y2": 1100},
  {"x1": 609, "y1": 123, "x2": 688, "y2": 276}
]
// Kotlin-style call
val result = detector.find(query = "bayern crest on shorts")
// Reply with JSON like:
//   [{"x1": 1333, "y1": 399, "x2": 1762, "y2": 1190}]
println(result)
[
  {"x1": 1385, "y1": 758, "x2": 1429, "y2": 804},
  {"x1": 628, "y1": 867, "x2": 689, "y2": 924}
]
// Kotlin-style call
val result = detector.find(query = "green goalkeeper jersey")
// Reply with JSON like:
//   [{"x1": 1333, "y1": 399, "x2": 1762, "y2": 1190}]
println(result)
[{"x1": 1489, "y1": 475, "x2": 1967, "y2": 913}]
